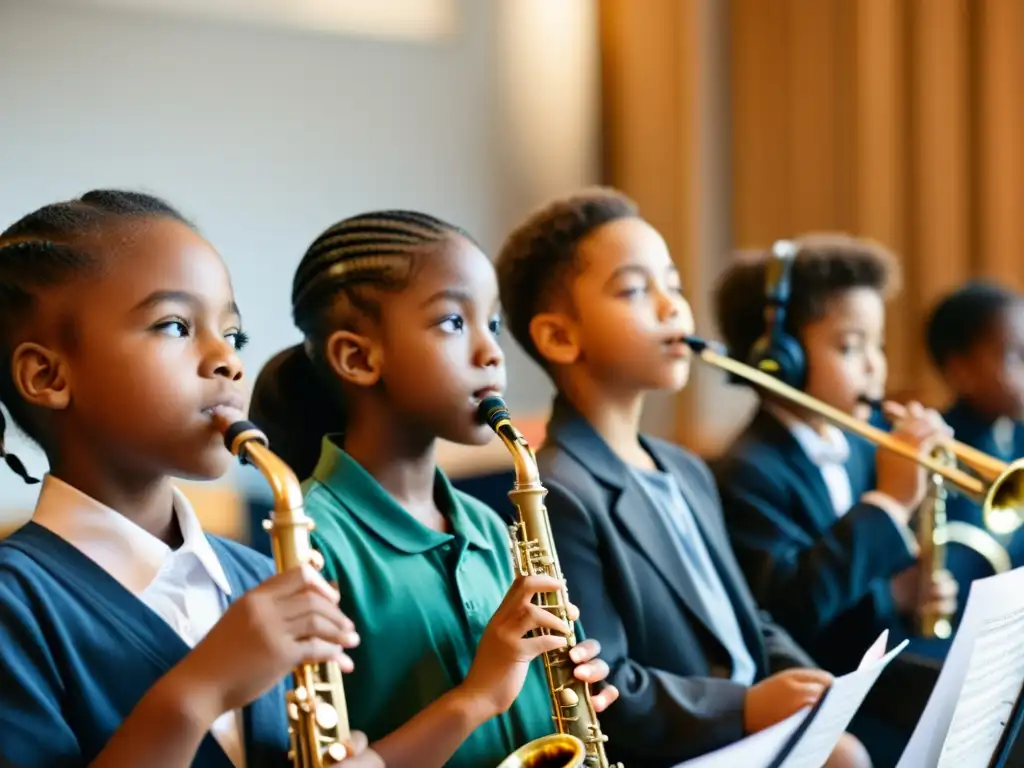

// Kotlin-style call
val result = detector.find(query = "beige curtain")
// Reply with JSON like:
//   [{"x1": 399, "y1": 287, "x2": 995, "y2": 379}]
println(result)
[{"x1": 601, "y1": 0, "x2": 1024, "y2": 452}]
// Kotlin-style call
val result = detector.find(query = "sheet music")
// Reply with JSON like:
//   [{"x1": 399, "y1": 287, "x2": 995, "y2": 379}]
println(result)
[
  {"x1": 936, "y1": 606, "x2": 1024, "y2": 767},
  {"x1": 673, "y1": 631, "x2": 903, "y2": 768},
  {"x1": 670, "y1": 709, "x2": 810, "y2": 768},
  {"x1": 778, "y1": 639, "x2": 909, "y2": 768},
  {"x1": 898, "y1": 567, "x2": 1024, "y2": 768}
]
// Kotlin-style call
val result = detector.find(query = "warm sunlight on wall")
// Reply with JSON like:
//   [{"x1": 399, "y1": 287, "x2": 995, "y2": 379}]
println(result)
[{"x1": 496, "y1": 0, "x2": 600, "y2": 209}]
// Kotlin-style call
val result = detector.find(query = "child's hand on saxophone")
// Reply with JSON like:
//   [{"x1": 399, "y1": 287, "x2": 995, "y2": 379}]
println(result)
[
  {"x1": 169, "y1": 563, "x2": 361, "y2": 729},
  {"x1": 327, "y1": 731, "x2": 385, "y2": 768},
  {"x1": 459, "y1": 574, "x2": 618, "y2": 720}
]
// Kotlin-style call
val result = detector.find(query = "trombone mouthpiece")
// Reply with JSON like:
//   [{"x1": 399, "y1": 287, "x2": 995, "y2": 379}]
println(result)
[
  {"x1": 857, "y1": 394, "x2": 883, "y2": 410},
  {"x1": 683, "y1": 335, "x2": 727, "y2": 356},
  {"x1": 478, "y1": 395, "x2": 511, "y2": 431}
]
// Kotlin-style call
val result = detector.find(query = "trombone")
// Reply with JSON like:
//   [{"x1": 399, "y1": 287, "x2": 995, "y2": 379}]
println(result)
[{"x1": 685, "y1": 336, "x2": 1020, "y2": 632}]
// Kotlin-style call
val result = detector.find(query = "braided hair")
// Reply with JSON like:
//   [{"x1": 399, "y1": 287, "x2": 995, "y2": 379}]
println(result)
[
  {"x1": 0, "y1": 190, "x2": 195, "y2": 483},
  {"x1": 250, "y1": 210, "x2": 475, "y2": 479}
]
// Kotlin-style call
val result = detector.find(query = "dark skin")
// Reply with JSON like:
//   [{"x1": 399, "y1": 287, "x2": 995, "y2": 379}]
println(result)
[
  {"x1": 8, "y1": 217, "x2": 375, "y2": 767},
  {"x1": 944, "y1": 301, "x2": 1024, "y2": 422},
  {"x1": 530, "y1": 216, "x2": 869, "y2": 767},
  {"x1": 318, "y1": 233, "x2": 619, "y2": 767}
]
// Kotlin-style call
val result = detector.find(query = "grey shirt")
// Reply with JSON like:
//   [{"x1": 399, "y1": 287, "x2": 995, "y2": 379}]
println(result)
[{"x1": 631, "y1": 466, "x2": 758, "y2": 686}]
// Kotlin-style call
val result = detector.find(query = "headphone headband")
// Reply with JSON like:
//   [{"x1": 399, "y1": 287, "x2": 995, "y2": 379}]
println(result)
[{"x1": 741, "y1": 238, "x2": 807, "y2": 389}]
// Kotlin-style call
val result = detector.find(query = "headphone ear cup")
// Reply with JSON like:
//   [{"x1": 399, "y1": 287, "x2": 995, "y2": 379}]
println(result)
[{"x1": 748, "y1": 332, "x2": 807, "y2": 390}]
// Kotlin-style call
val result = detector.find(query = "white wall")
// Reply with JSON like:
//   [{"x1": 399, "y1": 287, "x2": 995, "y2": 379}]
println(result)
[{"x1": 0, "y1": 0, "x2": 599, "y2": 520}]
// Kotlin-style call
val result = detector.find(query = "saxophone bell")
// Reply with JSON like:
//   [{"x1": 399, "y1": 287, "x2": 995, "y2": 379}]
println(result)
[{"x1": 218, "y1": 417, "x2": 352, "y2": 768}]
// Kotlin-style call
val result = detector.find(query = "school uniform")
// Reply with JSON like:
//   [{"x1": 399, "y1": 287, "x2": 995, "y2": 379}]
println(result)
[
  {"x1": 942, "y1": 399, "x2": 1024, "y2": 605},
  {"x1": 0, "y1": 475, "x2": 288, "y2": 768},
  {"x1": 713, "y1": 404, "x2": 922, "y2": 675},
  {"x1": 303, "y1": 437, "x2": 553, "y2": 768},
  {"x1": 536, "y1": 396, "x2": 815, "y2": 768}
]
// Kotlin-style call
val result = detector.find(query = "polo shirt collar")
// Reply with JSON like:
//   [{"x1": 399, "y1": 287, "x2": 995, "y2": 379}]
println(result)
[{"x1": 311, "y1": 436, "x2": 494, "y2": 554}]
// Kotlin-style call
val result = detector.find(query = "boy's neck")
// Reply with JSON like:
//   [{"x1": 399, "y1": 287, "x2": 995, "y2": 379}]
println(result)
[
  {"x1": 48, "y1": 447, "x2": 181, "y2": 547},
  {"x1": 342, "y1": 413, "x2": 444, "y2": 528},
  {"x1": 558, "y1": 373, "x2": 654, "y2": 469},
  {"x1": 764, "y1": 395, "x2": 831, "y2": 437}
]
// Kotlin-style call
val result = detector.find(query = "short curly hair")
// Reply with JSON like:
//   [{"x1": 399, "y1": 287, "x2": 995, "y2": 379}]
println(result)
[
  {"x1": 714, "y1": 233, "x2": 902, "y2": 365},
  {"x1": 495, "y1": 187, "x2": 639, "y2": 366},
  {"x1": 925, "y1": 282, "x2": 1023, "y2": 371}
]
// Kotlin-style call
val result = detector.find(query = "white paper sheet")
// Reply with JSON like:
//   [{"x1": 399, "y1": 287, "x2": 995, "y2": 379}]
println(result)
[
  {"x1": 898, "y1": 567, "x2": 1024, "y2": 768},
  {"x1": 672, "y1": 631, "x2": 904, "y2": 768},
  {"x1": 670, "y1": 709, "x2": 810, "y2": 768},
  {"x1": 936, "y1": 604, "x2": 1024, "y2": 767},
  {"x1": 778, "y1": 639, "x2": 909, "y2": 768},
  {"x1": 858, "y1": 629, "x2": 889, "y2": 670}
]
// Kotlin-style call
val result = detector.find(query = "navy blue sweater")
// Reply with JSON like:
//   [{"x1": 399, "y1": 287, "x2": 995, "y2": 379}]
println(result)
[{"x1": 0, "y1": 522, "x2": 289, "y2": 768}]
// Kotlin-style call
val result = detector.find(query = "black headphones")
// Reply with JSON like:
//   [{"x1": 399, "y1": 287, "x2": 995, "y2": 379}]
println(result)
[{"x1": 746, "y1": 239, "x2": 807, "y2": 390}]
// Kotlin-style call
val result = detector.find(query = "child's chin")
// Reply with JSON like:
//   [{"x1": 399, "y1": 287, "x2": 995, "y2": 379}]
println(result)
[
  {"x1": 460, "y1": 424, "x2": 496, "y2": 447},
  {"x1": 174, "y1": 447, "x2": 236, "y2": 482},
  {"x1": 654, "y1": 366, "x2": 691, "y2": 392}
]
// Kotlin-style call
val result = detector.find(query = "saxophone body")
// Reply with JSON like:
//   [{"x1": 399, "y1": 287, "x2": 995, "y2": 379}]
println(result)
[
  {"x1": 220, "y1": 419, "x2": 351, "y2": 768},
  {"x1": 917, "y1": 445, "x2": 954, "y2": 640},
  {"x1": 480, "y1": 397, "x2": 622, "y2": 768}
]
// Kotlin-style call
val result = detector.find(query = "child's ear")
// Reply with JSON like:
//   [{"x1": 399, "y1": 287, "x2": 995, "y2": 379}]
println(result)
[
  {"x1": 11, "y1": 342, "x2": 71, "y2": 412},
  {"x1": 530, "y1": 312, "x2": 580, "y2": 366},
  {"x1": 324, "y1": 330, "x2": 382, "y2": 388}
]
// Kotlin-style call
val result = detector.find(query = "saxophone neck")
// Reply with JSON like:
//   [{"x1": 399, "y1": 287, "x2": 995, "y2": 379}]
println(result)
[{"x1": 493, "y1": 418, "x2": 541, "y2": 488}]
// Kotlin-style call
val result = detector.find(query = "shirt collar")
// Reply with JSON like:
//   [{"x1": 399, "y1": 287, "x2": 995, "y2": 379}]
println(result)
[
  {"x1": 31, "y1": 474, "x2": 232, "y2": 596},
  {"x1": 765, "y1": 402, "x2": 851, "y2": 466},
  {"x1": 311, "y1": 436, "x2": 494, "y2": 554}
]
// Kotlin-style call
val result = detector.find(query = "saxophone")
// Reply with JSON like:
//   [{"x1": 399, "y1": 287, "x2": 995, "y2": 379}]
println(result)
[
  {"x1": 479, "y1": 397, "x2": 622, "y2": 768},
  {"x1": 219, "y1": 418, "x2": 351, "y2": 768},
  {"x1": 916, "y1": 446, "x2": 954, "y2": 639}
]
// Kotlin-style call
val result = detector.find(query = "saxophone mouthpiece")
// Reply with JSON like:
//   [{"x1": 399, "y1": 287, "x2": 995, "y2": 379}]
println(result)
[
  {"x1": 218, "y1": 418, "x2": 269, "y2": 461},
  {"x1": 683, "y1": 335, "x2": 727, "y2": 356},
  {"x1": 478, "y1": 395, "x2": 511, "y2": 431}
]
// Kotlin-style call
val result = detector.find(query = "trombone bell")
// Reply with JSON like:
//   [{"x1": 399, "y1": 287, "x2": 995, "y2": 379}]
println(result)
[{"x1": 983, "y1": 457, "x2": 1024, "y2": 537}]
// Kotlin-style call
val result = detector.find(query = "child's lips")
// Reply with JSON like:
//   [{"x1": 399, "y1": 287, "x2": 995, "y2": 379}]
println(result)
[
  {"x1": 662, "y1": 337, "x2": 691, "y2": 359},
  {"x1": 472, "y1": 385, "x2": 503, "y2": 403}
]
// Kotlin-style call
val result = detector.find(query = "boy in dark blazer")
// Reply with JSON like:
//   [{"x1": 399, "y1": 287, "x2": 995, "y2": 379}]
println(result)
[
  {"x1": 712, "y1": 237, "x2": 957, "y2": 677},
  {"x1": 495, "y1": 189, "x2": 870, "y2": 768},
  {"x1": 925, "y1": 283, "x2": 1024, "y2": 595}
]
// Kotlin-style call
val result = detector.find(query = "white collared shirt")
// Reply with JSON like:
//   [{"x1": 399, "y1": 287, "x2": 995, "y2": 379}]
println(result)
[
  {"x1": 766, "y1": 403, "x2": 854, "y2": 516},
  {"x1": 32, "y1": 475, "x2": 246, "y2": 768},
  {"x1": 765, "y1": 402, "x2": 911, "y2": 527}
]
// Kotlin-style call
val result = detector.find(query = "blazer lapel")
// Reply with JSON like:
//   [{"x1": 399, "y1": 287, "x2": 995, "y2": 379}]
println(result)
[
  {"x1": 752, "y1": 410, "x2": 839, "y2": 531},
  {"x1": 645, "y1": 440, "x2": 769, "y2": 670},
  {"x1": 547, "y1": 398, "x2": 728, "y2": 647}
]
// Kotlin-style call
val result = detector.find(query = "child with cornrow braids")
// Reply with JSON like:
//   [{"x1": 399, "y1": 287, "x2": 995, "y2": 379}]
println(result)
[
  {"x1": 0, "y1": 190, "x2": 377, "y2": 768},
  {"x1": 250, "y1": 211, "x2": 619, "y2": 768}
]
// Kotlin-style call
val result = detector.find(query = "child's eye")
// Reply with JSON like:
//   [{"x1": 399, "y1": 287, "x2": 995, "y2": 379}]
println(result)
[
  {"x1": 438, "y1": 315, "x2": 465, "y2": 334},
  {"x1": 618, "y1": 285, "x2": 647, "y2": 299},
  {"x1": 154, "y1": 319, "x2": 189, "y2": 338},
  {"x1": 489, "y1": 316, "x2": 503, "y2": 336},
  {"x1": 227, "y1": 329, "x2": 250, "y2": 351}
]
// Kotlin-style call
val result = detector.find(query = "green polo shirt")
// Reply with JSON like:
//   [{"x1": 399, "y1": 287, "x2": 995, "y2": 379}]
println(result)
[{"x1": 303, "y1": 437, "x2": 554, "y2": 768}]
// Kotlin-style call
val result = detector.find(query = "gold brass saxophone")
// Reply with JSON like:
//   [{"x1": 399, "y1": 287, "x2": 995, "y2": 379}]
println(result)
[
  {"x1": 219, "y1": 418, "x2": 351, "y2": 768},
  {"x1": 479, "y1": 396, "x2": 622, "y2": 768},
  {"x1": 916, "y1": 446, "x2": 955, "y2": 639}
]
